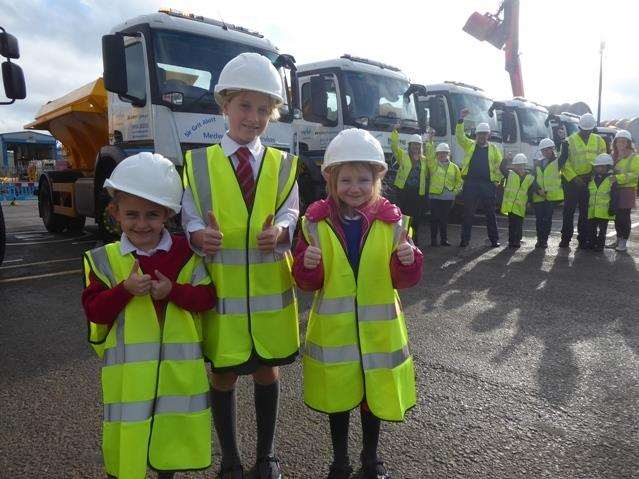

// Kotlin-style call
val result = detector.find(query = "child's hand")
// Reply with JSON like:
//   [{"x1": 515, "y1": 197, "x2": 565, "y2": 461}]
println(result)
[
  {"x1": 257, "y1": 215, "x2": 283, "y2": 252},
  {"x1": 202, "y1": 211, "x2": 223, "y2": 256},
  {"x1": 150, "y1": 270, "x2": 172, "y2": 301},
  {"x1": 303, "y1": 236, "x2": 322, "y2": 269},
  {"x1": 395, "y1": 230, "x2": 415, "y2": 266},
  {"x1": 123, "y1": 260, "x2": 152, "y2": 296}
]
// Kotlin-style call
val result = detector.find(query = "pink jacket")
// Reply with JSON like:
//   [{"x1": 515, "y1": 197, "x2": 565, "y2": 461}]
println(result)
[{"x1": 292, "y1": 197, "x2": 423, "y2": 291}]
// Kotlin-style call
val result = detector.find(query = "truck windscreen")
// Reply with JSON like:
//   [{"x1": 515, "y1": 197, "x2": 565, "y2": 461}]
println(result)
[
  {"x1": 341, "y1": 72, "x2": 418, "y2": 131},
  {"x1": 450, "y1": 93, "x2": 499, "y2": 138},
  {"x1": 151, "y1": 30, "x2": 285, "y2": 115},
  {"x1": 517, "y1": 108, "x2": 550, "y2": 145}
]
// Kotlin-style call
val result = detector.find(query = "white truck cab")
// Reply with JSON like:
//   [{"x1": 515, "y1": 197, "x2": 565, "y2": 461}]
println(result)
[
  {"x1": 294, "y1": 55, "x2": 422, "y2": 203},
  {"x1": 104, "y1": 9, "x2": 298, "y2": 165},
  {"x1": 489, "y1": 97, "x2": 554, "y2": 168},
  {"x1": 414, "y1": 81, "x2": 501, "y2": 167}
]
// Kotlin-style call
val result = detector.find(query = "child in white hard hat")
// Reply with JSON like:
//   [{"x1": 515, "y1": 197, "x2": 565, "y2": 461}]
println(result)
[
  {"x1": 427, "y1": 142, "x2": 462, "y2": 246},
  {"x1": 82, "y1": 152, "x2": 214, "y2": 479},
  {"x1": 292, "y1": 128, "x2": 423, "y2": 479},
  {"x1": 531, "y1": 138, "x2": 568, "y2": 248},
  {"x1": 181, "y1": 52, "x2": 299, "y2": 479},
  {"x1": 587, "y1": 153, "x2": 617, "y2": 252},
  {"x1": 610, "y1": 130, "x2": 639, "y2": 252},
  {"x1": 390, "y1": 127, "x2": 430, "y2": 246},
  {"x1": 501, "y1": 153, "x2": 534, "y2": 248}
]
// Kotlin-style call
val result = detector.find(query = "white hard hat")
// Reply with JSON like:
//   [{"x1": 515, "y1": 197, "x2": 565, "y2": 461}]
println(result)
[
  {"x1": 408, "y1": 134, "x2": 423, "y2": 145},
  {"x1": 578, "y1": 113, "x2": 596, "y2": 131},
  {"x1": 511, "y1": 153, "x2": 528, "y2": 165},
  {"x1": 214, "y1": 52, "x2": 284, "y2": 106},
  {"x1": 538, "y1": 138, "x2": 555, "y2": 150},
  {"x1": 476, "y1": 122, "x2": 491, "y2": 134},
  {"x1": 104, "y1": 152, "x2": 183, "y2": 214},
  {"x1": 614, "y1": 129, "x2": 632, "y2": 142},
  {"x1": 322, "y1": 128, "x2": 387, "y2": 173},
  {"x1": 435, "y1": 142, "x2": 451, "y2": 153},
  {"x1": 593, "y1": 153, "x2": 613, "y2": 166}
]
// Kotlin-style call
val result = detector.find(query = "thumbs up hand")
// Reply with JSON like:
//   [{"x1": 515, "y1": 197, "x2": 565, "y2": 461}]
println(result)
[
  {"x1": 257, "y1": 214, "x2": 283, "y2": 252},
  {"x1": 202, "y1": 211, "x2": 223, "y2": 256},
  {"x1": 395, "y1": 230, "x2": 415, "y2": 266},
  {"x1": 150, "y1": 270, "x2": 173, "y2": 301},
  {"x1": 123, "y1": 260, "x2": 152, "y2": 296},
  {"x1": 303, "y1": 236, "x2": 322, "y2": 269}
]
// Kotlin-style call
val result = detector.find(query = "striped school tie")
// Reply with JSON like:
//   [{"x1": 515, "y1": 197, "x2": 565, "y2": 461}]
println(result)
[{"x1": 235, "y1": 146, "x2": 255, "y2": 207}]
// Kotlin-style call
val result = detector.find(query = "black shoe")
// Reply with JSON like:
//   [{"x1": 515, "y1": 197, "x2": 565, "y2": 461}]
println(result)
[
  {"x1": 358, "y1": 459, "x2": 391, "y2": 479},
  {"x1": 558, "y1": 239, "x2": 570, "y2": 248},
  {"x1": 219, "y1": 463, "x2": 244, "y2": 479},
  {"x1": 327, "y1": 462, "x2": 353, "y2": 479},
  {"x1": 250, "y1": 456, "x2": 282, "y2": 479},
  {"x1": 459, "y1": 240, "x2": 469, "y2": 247},
  {"x1": 440, "y1": 240, "x2": 451, "y2": 247},
  {"x1": 490, "y1": 241, "x2": 501, "y2": 248},
  {"x1": 508, "y1": 243, "x2": 520, "y2": 249},
  {"x1": 535, "y1": 241, "x2": 542, "y2": 248}
]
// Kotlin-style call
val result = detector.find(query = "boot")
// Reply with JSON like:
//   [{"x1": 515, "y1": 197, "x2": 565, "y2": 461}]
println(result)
[{"x1": 616, "y1": 239, "x2": 628, "y2": 252}]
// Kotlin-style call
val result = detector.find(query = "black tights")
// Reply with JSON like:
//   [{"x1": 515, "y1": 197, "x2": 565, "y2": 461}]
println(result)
[{"x1": 328, "y1": 405, "x2": 381, "y2": 466}]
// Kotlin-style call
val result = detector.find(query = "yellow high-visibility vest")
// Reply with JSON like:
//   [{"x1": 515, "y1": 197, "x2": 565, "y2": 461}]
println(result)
[
  {"x1": 501, "y1": 171, "x2": 533, "y2": 217},
  {"x1": 532, "y1": 160, "x2": 564, "y2": 203},
  {"x1": 183, "y1": 145, "x2": 300, "y2": 368},
  {"x1": 391, "y1": 130, "x2": 428, "y2": 196},
  {"x1": 84, "y1": 243, "x2": 212, "y2": 479},
  {"x1": 563, "y1": 132, "x2": 607, "y2": 181},
  {"x1": 588, "y1": 176, "x2": 614, "y2": 220},
  {"x1": 428, "y1": 158, "x2": 463, "y2": 196},
  {"x1": 301, "y1": 216, "x2": 416, "y2": 421},
  {"x1": 615, "y1": 154, "x2": 639, "y2": 189}
]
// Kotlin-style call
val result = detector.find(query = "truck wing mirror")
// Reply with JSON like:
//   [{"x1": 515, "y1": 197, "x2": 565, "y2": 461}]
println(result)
[
  {"x1": 309, "y1": 76, "x2": 329, "y2": 124},
  {"x1": 1, "y1": 61, "x2": 26, "y2": 102},
  {"x1": 102, "y1": 34, "x2": 128, "y2": 95},
  {"x1": 0, "y1": 31, "x2": 20, "y2": 59}
]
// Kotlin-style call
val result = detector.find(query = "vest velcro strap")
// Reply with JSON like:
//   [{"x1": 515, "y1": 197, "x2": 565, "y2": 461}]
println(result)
[
  {"x1": 362, "y1": 345, "x2": 410, "y2": 370},
  {"x1": 104, "y1": 400, "x2": 154, "y2": 423},
  {"x1": 217, "y1": 289, "x2": 294, "y2": 314},
  {"x1": 104, "y1": 342, "x2": 202, "y2": 366},
  {"x1": 190, "y1": 262, "x2": 209, "y2": 285},
  {"x1": 304, "y1": 342, "x2": 360, "y2": 364},
  {"x1": 155, "y1": 392, "x2": 210, "y2": 415},
  {"x1": 315, "y1": 296, "x2": 355, "y2": 315},
  {"x1": 358, "y1": 303, "x2": 398, "y2": 322},
  {"x1": 205, "y1": 248, "x2": 284, "y2": 265}
]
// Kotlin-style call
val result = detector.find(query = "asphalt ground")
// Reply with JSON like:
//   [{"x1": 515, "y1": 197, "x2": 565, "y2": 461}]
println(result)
[{"x1": 1, "y1": 200, "x2": 638, "y2": 478}]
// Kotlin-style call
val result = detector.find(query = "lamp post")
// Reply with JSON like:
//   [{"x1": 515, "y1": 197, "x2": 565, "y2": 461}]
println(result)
[{"x1": 597, "y1": 41, "x2": 605, "y2": 126}]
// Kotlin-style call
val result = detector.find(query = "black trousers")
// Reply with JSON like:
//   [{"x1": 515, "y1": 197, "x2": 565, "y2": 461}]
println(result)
[
  {"x1": 398, "y1": 188, "x2": 428, "y2": 243},
  {"x1": 561, "y1": 179, "x2": 590, "y2": 245},
  {"x1": 590, "y1": 219, "x2": 609, "y2": 249},
  {"x1": 615, "y1": 208, "x2": 632, "y2": 240},
  {"x1": 430, "y1": 199, "x2": 454, "y2": 242},
  {"x1": 461, "y1": 181, "x2": 498, "y2": 243},
  {"x1": 508, "y1": 213, "x2": 524, "y2": 245},
  {"x1": 533, "y1": 201, "x2": 557, "y2": 244}
]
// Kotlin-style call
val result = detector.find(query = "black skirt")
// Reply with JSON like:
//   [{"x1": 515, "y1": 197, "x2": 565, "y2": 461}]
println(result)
[{"x1": 208, "y1": 349, "x2": 299, "y2": 375}]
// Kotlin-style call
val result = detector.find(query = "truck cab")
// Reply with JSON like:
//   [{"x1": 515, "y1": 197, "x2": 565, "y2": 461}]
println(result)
[
  {"x1": 490, "y1": 97, "x2": 554, "y2": 168},
  {"x1": 295, "y1": 55, "x2": 421, "y2": 204},
  {"x1": 415, "y1": 81, "x2": 501, "y2": 166},
  {"x1": 27, "y1": 9, "x2": 298, "y2": 238},
  {"x1": 546, "y1": 111, "x2": 580, "y2": 146}
]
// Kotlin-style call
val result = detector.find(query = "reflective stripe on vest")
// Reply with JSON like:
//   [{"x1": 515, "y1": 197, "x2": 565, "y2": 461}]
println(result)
[
  {"x1": 301, "y1": 216, "x2": 416, "y2": 421},
  {"x1": 532, "y1": 160, "x2": 564, "y2": 203},
  {"x1": 83, "y1": 243, "x2": 212, "y2": 476},
  {"x1": 501, "y1": 171, "x2": 533, "y2": 217},
  {"x1": 184, "y1": 144, "x2": 299, "y2": 368},
  {"x1": 588, "y1": 176, "x2": 614, "y2": 220},
  {"x1": 615, "y1": 154, "x2": 639, "y2": 188}
]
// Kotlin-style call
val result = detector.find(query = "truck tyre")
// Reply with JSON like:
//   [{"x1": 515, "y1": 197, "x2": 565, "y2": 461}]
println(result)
[
  {"x1": 67, "y1": 215, "x2": 86, "y2": 232},
  {"x1": 0, "y1": 204, "x2": 5, "y2": 265},
  {"x1": 39, "y1": 179, "x2": 69, "y2": 233}
]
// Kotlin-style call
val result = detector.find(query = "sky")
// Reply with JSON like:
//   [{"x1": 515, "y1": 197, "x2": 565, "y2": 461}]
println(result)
[{"x1": 0, "y1": 0, "x2": 637, "y2": 134}]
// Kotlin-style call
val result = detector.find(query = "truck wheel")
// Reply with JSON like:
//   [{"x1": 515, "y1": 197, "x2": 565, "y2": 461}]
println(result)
[
  {"x1": 67, "y1": 215, "x2": 86, "y2": 232},
  {"x1": 97, "y1": 189, "x2": 120, "y2": 241},
  {"x1": 39, "y1": 180, "x2": 69, "y2": 233},
  {"x1": 0, "y1": 204, "x2": 5, "y2": 265}
]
